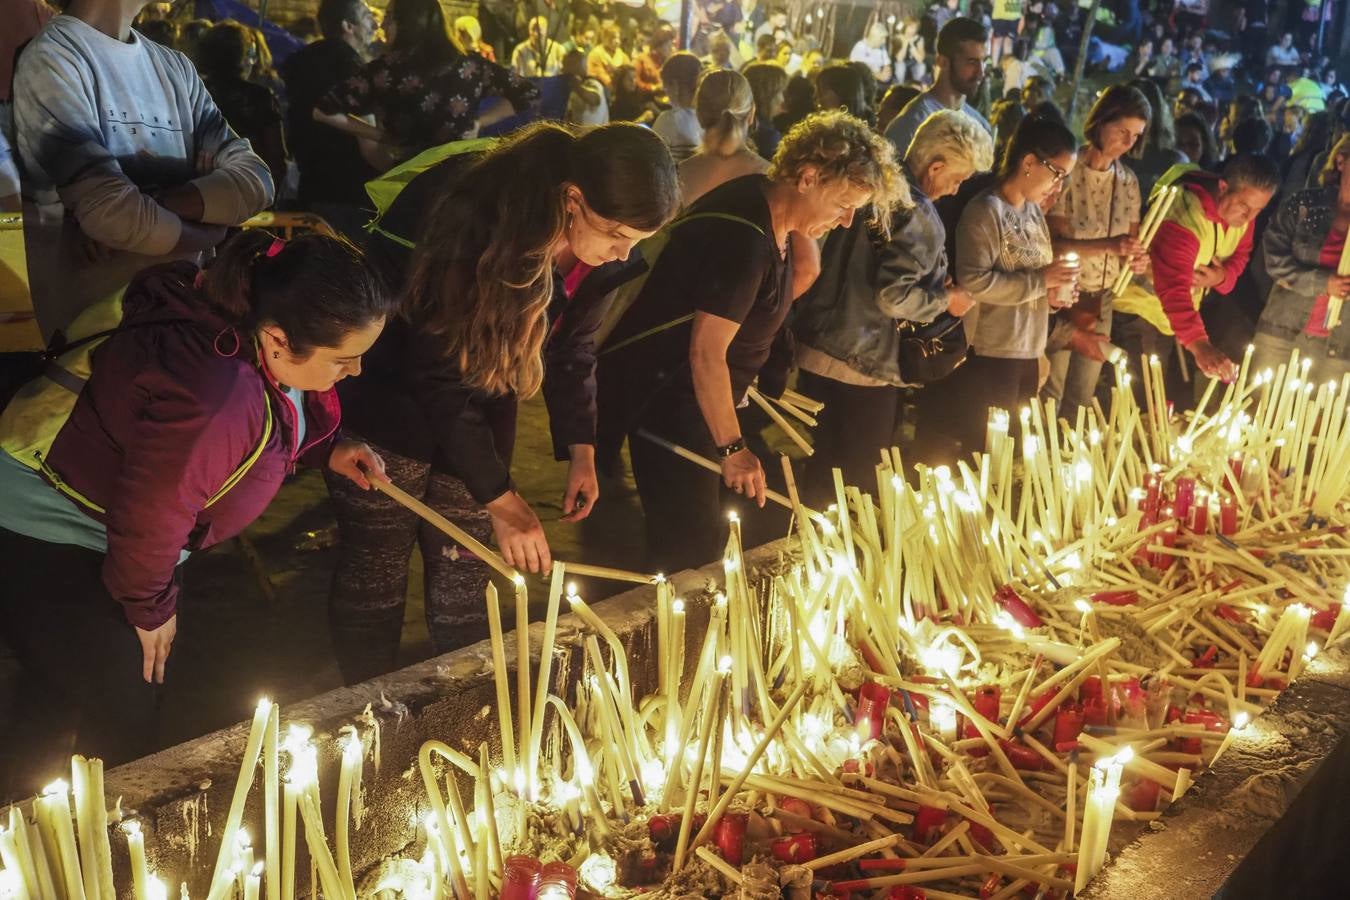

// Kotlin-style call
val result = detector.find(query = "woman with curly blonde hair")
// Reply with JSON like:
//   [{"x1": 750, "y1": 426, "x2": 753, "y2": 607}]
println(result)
[{"x1": 597, "y1": 110, "x2": 906, "y2": 572}]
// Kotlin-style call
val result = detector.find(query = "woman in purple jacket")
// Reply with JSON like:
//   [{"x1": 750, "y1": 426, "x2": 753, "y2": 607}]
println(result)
[{"x1": 0, "y1": 229, "x2": 395, "y2": 774}]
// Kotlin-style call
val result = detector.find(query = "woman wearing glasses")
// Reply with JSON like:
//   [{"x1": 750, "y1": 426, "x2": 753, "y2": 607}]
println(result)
[{"x1": 923, "y1": 113, "x2": 1080, "y2": 459}]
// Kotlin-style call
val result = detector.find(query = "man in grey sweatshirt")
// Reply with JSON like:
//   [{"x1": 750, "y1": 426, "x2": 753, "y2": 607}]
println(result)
[{"x1": 12, "y1": 0, "x2": 274, "y2": 336}]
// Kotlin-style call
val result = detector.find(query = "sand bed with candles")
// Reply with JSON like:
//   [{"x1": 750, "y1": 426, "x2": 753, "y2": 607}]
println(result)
[{"x1": 5, "y1": 349, "x2": 1350, "y2": 899}]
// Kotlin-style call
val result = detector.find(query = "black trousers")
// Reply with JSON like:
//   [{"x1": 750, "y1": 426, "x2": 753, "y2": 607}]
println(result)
[
  {"x1": 1110, "y1": 311, "x2": 1181, "y2": 409},
  {"x1": 797, "y1": 370, "x2": 905, "y2": 508},
  {"x1": 0, "y1": 528, "x2": 159, "y2": 799},
  {"x1": 914, "y1": 353, "x2": 1040, "y2": 466}
]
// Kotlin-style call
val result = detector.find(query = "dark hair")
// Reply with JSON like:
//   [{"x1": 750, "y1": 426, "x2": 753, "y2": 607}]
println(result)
[
  {"x1": 756, "y1": 32, "x2": 776, "y2": 53},
  {"x1": 1221, "y1": 153, "x2": 1281, "y2": 192},
  {"x1": 1028, "y1": 101, "x2": 1065, "y2": 126},
  {"x1": 318, "y1": 0, "x2": 366, "y2": 41},
  {"x1": 877, "y1": 84, "x2": 921, "y2": 133},
  {"x1": 1084, "y1": 84, "x2": 1152, "y2": 148},
  {"x1": 387, "y1": 0, "x2": 458, "y2": 66},
  {"x1": 196, "y1": 21, "x2": 251, "y2": 81},
  {"x1": 203, "y1": 230, "x2": 392, "y2": 357},
  {"x1": 1291, "y1": 110, "x2": 1331, "y2": 158},
  {"x1": 1231, "y1": 117, "x2": 1273, "y2": 155},
  {"x1": 1175, "y1": 111, "x2": 1219, "y2": 169},
  {"x1": 1227, "y1": 94, "x2": 1264, "y2": 124},
  {"x1": 997, "y1": 112, "x2": 1076, "y2": 180},
  {"x1": 936, "y1": 16, "x2": 988, "y2": 59},
  {"x1": 743, "y1": 61, "x2": 791, "y2": 122},
  {"x1": 405, "y1": 122, "x2": 678, "y2": 397},
  {"x1": 1127, "y1": 77, "x2": 1178, "y2": 155},
  {"x1": 1185, "y1": 62, "x2": 1205, "y2": 77},
  {"x1": 816, "y1": 63, "x2": 868, "y2": 119},
  {"x1": 138, "y1": 18, "x2": 177, "y2": 47}
]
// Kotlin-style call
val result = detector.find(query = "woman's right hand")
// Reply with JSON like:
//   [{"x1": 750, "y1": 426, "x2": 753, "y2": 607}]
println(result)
[
  {"x1": 135, "y1": 614, "x2": 177, "y2": 684},
  {"x1": 1328, "y1": 273, "x2": 1350, "y2": 297},
  {"x1": 487, "y1": 491, "x2": 552, "y2": 574},
  {"x1": 1108, "y1": 235, "x2": 1146, "y2": 259},
  {"x1": 1043, "y1": 256, "x2": 1080, "y2": 291},
  {"x1": 722, "y1": 447, "x2": 767, "y2": 508}
]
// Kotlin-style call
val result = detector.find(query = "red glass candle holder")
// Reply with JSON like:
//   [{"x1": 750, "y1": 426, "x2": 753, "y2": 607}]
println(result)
[
  {"x1": 1180, "y1": 709, "x2": 1226, "y2": 754},
  {"x1": 962, "y1": 686, "x2": 1001, "y2": 740},
  {"x1": 501, "y1": 856, "x2": 541, "y2": 900},
  {"x1": 536, "y1": 861, "x2": 578, "y2": 899},
  {"x1": 856, "y1": 681, "x2": 891, "y2": 741},
  {"x1": 1173, "y1": 477, "x2": 1196, "y2": 522},
  {"x1": 1219, "y1": 495, "x2": 1238, "y2": 535},
  {"x1": 999, "y1": 739, "x2": 1047, "y2": 771}
]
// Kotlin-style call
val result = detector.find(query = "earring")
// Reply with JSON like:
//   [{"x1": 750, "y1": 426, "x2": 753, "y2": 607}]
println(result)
[{"x1": 274, "y1": 351, "x2": 281, "y2": 359}]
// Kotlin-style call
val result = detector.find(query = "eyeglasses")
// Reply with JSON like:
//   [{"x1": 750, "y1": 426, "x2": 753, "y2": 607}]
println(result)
[{"x1": 1037, "y1": 156, "x2": 1069, "y2": 183}]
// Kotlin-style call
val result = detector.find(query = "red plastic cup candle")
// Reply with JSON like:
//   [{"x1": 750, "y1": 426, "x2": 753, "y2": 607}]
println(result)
[
  {"x1": 1173, "y1": 477, "x2": 1196, "y2": 522},
  {"x1": 963, "y1": 686, "x2": 1001, "y2": 739},
  {"x1": 999, "y1": 739, "x2": 1047, "y2": 771},
  {"x1": 1180, "y1": 709, "x2": 1227, "y2": 754},
  {"x1": 1188, "y1": 493, "x2": 1210, "y2": 533},
  {"x1": 855, "y1": 681, "x2": 891, "y2": 741},
  {"x1": 1143, "y1": 472, "x2": 1162, "y2": 516},
  {"x1": 501, "y1": 856, "x2": 542, "y2": 900},
  {"x1": 995, "y1": 585, "x2": 1043, "y2": 627},
  {"x1": 913, "y1": 805, "x2": 947, "y2": 843},
  {"x1": 714, "y1": 812, "x2": 749, "y2": 866},
  {"x1": 536, "y1": 862, "x2": 579, "y2": 900},
  {"x1": 1053, "y1": 701, "x2": 1086, "y2": 747},
  {"x1": 770, "y1": 832, "x2": 818, "y2": 864},
  {"x1": 1124, "y1": 778, "x2": 1162, "y2": 812},
  {"x1": 1219, "y1": 495, "x2": 1238, "y2": 535}
]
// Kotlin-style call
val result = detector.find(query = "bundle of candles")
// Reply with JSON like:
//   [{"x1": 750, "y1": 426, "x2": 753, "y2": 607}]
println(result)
[{"x1": 4, "y1": 348, "x2": 1350, "y2": 900}]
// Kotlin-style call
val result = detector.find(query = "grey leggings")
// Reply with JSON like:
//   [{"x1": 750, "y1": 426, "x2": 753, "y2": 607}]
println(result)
[{"x1": 325, "y1": 441, "x2": 493, "y2": 685}]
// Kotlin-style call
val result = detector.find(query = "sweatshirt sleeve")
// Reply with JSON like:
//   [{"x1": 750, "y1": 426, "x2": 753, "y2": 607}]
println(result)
[
  {"x1": 1148, "y1": 220, "x2": 1208, "y2": 346},
  {"x1": 102, "y1": 368, "x2": 264, "y2": 630},
  {"x1": 876, "y1": 205, "x2": 949, "y2": 323},
  {"x1": 13, "y1": 40, "x2": 183, "y2": 253},
  {"x1": 1263, "y1": 198, "x2": 1329, "y2": 322},
  {"x1": 182, "y1": 56, "x2": 275, "y2": 224},
  {"x1": 544, "y1": 279, "x2": 605, "y2": 459},
  {"x1": 955, "y1": 197, "x2": 1046, "y2": 307}
]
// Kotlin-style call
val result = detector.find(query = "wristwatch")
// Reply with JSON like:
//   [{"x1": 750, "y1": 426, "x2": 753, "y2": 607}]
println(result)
[{"x1": 716, "y1": 437, "x2": 747, "y2": 459}]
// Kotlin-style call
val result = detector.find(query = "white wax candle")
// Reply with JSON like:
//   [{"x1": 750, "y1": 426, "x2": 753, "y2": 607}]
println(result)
[{"x1": 123, "y1": 822, "x2": 149, "y2": 900}]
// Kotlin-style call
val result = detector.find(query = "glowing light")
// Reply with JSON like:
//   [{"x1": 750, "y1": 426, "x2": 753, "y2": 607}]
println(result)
[
  {"x1": 1234, "y1": 712, "x2": 1251, "y2": 730},
  {"x1": 579, "y1": 852, "x2": 618, "y2": 892},
  {"x1": 717, "y1": 655, "x2": 734, "y2": 674},
  {"x1": 639, "y1": 757, "x2": 667, "y2": 796},
  {"x1": 919, "y1": 642, "x2": 962, "y2": 678},
  {"x1": 1074, "y1": 599, "x2": 1092, "y2": 615},
  {"x1": 147, "y1": 878, "x2": 168, "y2": 900},
  {"x1": 512, "y1": 573, "x2": 526, "y2": 588},
  {"x1": 1305, "y1": 641, "x2": 1320, "y2": 659},
  {"x1": 41, "y1": 780, "x2": 68, "y2": 797},
  {"x1": 671, "y1": 598, "x2": 685, "y2": 614},
  {"x1": 1114, "y1": 746, "x2": 1135, "y2": 765},
  {"x1": 727, "y1": 510, "x2": 740, "y2": 523},
  {"x1": 930, "y1": 700, "x2": 958, "y2": 741},
  {"x1": 993, "y1": 610, "x2": 1026, "y2": 640}
]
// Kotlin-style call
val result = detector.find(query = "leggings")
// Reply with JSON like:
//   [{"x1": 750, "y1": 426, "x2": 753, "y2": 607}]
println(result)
[
  {"x1": 325, "y1": 442, "x2": 494, "y2": 685},
  {"x1": 797, "y1": 370, "x2": 905, "y2": 508}
]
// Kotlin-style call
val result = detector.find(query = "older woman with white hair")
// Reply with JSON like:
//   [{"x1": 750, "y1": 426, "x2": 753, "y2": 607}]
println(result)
[{"x1": 793, "y1": 109, "x2": 993, "y2": 503}]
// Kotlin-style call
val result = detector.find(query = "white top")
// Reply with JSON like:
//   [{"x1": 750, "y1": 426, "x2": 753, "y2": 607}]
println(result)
[
  {"x1": 566, "y1": 77, "x2": 609, "y2": 126},
  {"x1": 1266, "y1": 44, "x2": 1300, "y2": 67},
  {"x1": 849, "y1": 41, "x2": 890, "y2": 79},
  {"x1": 511, "y1": 39, "x2": 565, "y2": 78},
  {"x1": 884, "y1": 91, "x2": 992, "y2": 159},
  {"x1": 652, "y1": 106, "x2": 703, "y2": 162},
  {"x1": 1049, "y1": 158, "x2": 1141, "y2": 293},
  {"x1": 12, "y1": 15, "x2": 273, "y2": 334}
]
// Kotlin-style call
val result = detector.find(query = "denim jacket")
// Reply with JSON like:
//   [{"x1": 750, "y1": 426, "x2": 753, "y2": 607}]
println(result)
[
  {"x1": 1258, "y1": 186, "x2": 1348, "y2": 355},
  {"x1": 792, "y1": 172, "x2": 948, "y2": 386}
]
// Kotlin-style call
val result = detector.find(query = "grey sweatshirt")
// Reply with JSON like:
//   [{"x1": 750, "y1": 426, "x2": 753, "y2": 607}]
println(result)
[
  {"x1": 13, "y1": 16, "x2": 274, "y2": 334},
  {"x1": 956, "y1": 188, "x2": 1053, "y2": 360}
]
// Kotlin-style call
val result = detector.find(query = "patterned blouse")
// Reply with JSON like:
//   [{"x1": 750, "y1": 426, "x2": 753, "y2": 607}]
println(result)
[{"x1": 321, "y1": 49, "x2": 539, "y2": 155}]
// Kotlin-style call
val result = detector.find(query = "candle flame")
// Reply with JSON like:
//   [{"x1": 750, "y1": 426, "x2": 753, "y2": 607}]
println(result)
[
  {"x1": 343, "y1": 732, "x2": 363, "y2": 762},
  {"x1": 41, "y1": 779, "x2": 68, "y2": 797},
  {"x1": 727, "y1": 510, "x2": 740, "y2": 523},
  {"x1": 671, "y1": 598, "x2": 685, "y2": 614},
  {"x1": 1234, "y1": 712, "x2": 1251, "y2": 730},
  {"x1": 122, "y1": 820, "x2": 142, "y2": 836},
  {"x1": 1305, "y1": 641, "x2": 1319, "y2": 659},
  {"x1": 717, "y1": 655, "x2": 734, "y2": 674},
  {"x1": 1114, "y1": 746, "x2": 1135, "y2": 765},
  {"x1": 250, "y1": 862, "x2": 264, "y2": 878},
  {"x1": 1074, "y1": 599, "x2": 1092, "y2": 615}
]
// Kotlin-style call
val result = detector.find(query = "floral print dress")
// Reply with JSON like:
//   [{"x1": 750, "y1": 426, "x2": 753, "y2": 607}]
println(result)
[{"x1": 321, "y1": 49, "x2": 539, "y2": 157}]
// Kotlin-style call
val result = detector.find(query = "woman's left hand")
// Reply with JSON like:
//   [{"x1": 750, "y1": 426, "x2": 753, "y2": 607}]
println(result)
[
  {"x1": 561, "y1": 445, "x2": 600, "y2": 522},
  {"x1": 329, "y1": 440, "x2": 387, "y2": 490}
]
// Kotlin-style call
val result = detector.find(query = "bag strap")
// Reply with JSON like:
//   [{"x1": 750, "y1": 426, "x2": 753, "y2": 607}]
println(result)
[
  {"x1": 46, "y1": 318, "x2": 197, "y2": 362},
  {"x1": 599, "y1": 211, "x2": 767, "y2": 355}
]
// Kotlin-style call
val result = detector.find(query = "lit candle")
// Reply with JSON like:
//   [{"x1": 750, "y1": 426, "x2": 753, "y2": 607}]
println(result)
[
  {"x1": 1327, "y1": 587, "x2": 1350, "y2": 645},
  {"x1": 123, "y1": 822, "x2": 149, "y2": 900},
  {"x1": 1210, "y1": 712, "x2": 1250, "y2": 768},
  {"x1": 280, "y1": 725, "x2": 311, "y2": 900},
  {"x1": 930, "y1": 699, "x2": 958, "y2": 744},
  {"x1": 36, "y1": 781, "x2": 85, "y2": 900},
  {"x1": 335, "y1": 731, "x2": 362, "y2": 896},
  {"x1": 147, "y1": 876, "x2": 167, "y2": 900},
  {"x1": 263, "y1": 703, "x2": 280, "y2": 900},
  {"x1": 243, "y1": 862, "x2": 262, "y2": 900},
  {"x1": 0, "y1": 819, "x2": 36, "y2": 900},
  {"x1": 70, "y1": 756, "x2": 102, "y2": 900},
  {"x1": 207, "y1": 699, "x2": 272, "y2": 900}
]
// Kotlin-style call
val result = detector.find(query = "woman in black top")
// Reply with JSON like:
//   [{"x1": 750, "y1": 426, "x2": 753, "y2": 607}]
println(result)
[
  {"x1": 197, "y1": 21, "x2": 289, "y2": 182},
  {"x1": 596, "y1": 111, "x2": 906, "y2": 574},
  {"x1": 327, "y1": 122, "x2": 679, "y2": 682},
  {"x1": 315, "y1": 0, "x2": 539, "y2": 166}
]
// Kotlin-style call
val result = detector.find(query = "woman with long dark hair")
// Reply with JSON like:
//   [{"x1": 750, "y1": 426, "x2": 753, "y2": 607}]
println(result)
[
  {"x1": 0, "y1": 230, "x2": 393, "y2": 778},
  {"x1": 1043, "y1": 85, "x2": 1151, "y2": 420},
  {"x1": 327, "y1": 122, "x2": 680, "y2": 682},
  {"x1": 197, "y1": 20, "x2": 289, "y2": 183},
  {"x1": 315, "y1": 0, "x2": 539, "y2": 164},
  {"x1": 920, "y1": 114, "x2": 1080, "y2": 459}
]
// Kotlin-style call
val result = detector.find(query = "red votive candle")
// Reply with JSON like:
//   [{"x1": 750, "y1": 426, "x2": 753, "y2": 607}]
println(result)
[
  {"x1": 501, "y1": 856, "x2": 541, "y2": 900},
  {"x1": 963, "y1": 686, "x2": 1001, "y2": 739},
  {"x1": 1173, "y1": 477, "x2": 1196, "y2": 522},
  {"x1": 714, "y1": 812, "x2": 749, "y2": 866},
  {"x1": 856, "y1": 681, "x2": 891, "y2": 741},
  {"x1": 771, "y1": 832, "x2": 818, "y2": 863},
  {"x1": 1092, "y1": 589, "x2": 1140, "y2": 606},
  {"x1": 536, "y1": 861, "x2": 578, "y2": 899},
  {"x1": 996, "y1": 585, "x2": 1044, "y2": 627},
  {"x1": 1124, "y1": 778, "x2": 1162, "y2": 812},
  {"x1": 999, "y1": 739, "x2": 1047, "y2": 771},
  {"x1": 1054, "y1": 701, "x2": 1086, "y2": 747},
  {"x1": 913, "y1": 805, "x2": 947, "y2": 843},
  {"x1": 888, "y1": 887, "x2": 927, "y2": 899},
  {"x1": 1219, "y1": 495, "x2": 1238, "y2": 535},
  {"x1": 1180, "y1": 709, "x2": 1226, "y2": 754},
  {"x1": 1188, "y1": 496, "x2": 1210, "y2": 533}
]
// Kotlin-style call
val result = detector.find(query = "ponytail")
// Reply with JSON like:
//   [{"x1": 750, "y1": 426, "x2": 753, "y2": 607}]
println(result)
[
  {"x1": 695, "y1": 70, "x2": 754, "y2": 157},
  {"x1": 201, "y1": 230, "x2": 394, "y2": 358}
]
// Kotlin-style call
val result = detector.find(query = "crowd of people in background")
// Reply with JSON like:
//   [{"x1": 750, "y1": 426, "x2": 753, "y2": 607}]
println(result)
[{"x1": 2, "y1": 0, "x2": 1350, "y2": 781}]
